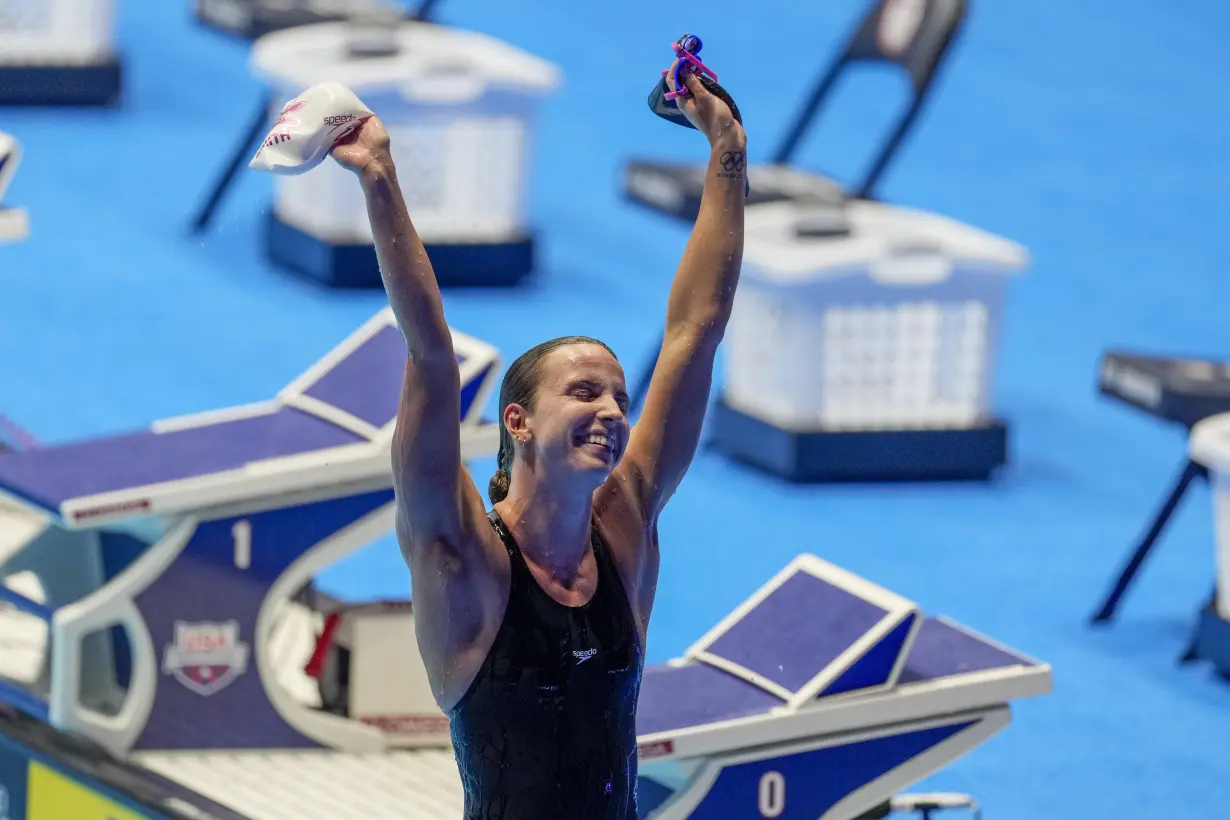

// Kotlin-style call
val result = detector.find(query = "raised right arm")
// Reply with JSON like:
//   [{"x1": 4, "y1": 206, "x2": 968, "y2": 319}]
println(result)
[{"x1": 341, "y1": 121, "x2": 488, "y2": 548}]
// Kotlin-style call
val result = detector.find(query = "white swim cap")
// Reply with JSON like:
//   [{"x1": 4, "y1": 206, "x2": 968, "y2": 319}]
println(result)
[{"x1": 249, "y1": 82, "x2": 374, "y2": 176}]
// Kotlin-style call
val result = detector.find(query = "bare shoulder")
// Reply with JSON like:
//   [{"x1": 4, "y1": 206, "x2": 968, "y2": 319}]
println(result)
[
  {"x1": 593, "y1": 465, "x2": 660, "y2": 631},
  {"x1": 395, "y1": 482, "x2": 517, "y2": 708},
  {"x1": 593, "y1": 462, "x2": 653, "y2": 550},
  {"x1": 397, "y1": 477, "x2": 508, "y2": 582},
  {"x1": 396, "y1": 480, "x2": 511, "y2": 701}
]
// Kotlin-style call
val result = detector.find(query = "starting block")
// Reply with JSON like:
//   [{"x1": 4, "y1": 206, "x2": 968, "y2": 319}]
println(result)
[
  {"x1": 0, "y1": 308, "x2": 500, "y2": 759},
  {"x1": 2, "y1": 545, "x2": 1048, "y2": 817},
  {"x1": 0, "y1": 310, "x2": 1049, "y2": 817},
  {"x1": 633, "y1": 555, "x2": 1049, "y2": 819},
  {"x1": 127, "y1": 554, "x2": 1047, "y2": 819}
]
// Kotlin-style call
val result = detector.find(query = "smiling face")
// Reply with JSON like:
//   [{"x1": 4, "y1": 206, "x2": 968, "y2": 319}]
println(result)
[{"x1": 504, "y1": 342, "x2": 630, "y2": 489}]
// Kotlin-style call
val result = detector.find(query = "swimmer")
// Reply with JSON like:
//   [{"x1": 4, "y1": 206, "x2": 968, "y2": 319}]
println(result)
[{"x1": 331, "y1": 63, "x2": 745, "y2": 820}]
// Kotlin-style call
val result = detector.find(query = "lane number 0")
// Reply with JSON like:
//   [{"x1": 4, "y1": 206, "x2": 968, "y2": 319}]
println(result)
[
  {"x1": 232, "y1": 519, "x2": 252, "y2": 569},
  {"x1": 758, "y1": 770, "x2": 785, "y2": 817}
]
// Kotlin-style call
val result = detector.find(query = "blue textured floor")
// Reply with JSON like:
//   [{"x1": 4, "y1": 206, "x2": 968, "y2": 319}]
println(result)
[{"x1": 3, "y1": 1, "x2": 1230, "y2": 817}]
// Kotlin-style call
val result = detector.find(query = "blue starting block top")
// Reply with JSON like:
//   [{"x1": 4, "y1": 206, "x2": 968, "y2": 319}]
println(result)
[
  {"x1": 0, "y1": 310, "x2": 500, "y2": 527},
  {"x1": 635, "y1": 555, "x2": 1049, "y2": 762}
]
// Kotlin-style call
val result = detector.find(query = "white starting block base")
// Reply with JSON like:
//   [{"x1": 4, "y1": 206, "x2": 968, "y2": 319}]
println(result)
[
  {"x1": 136, "y1": 748, "x2": 464, "y2": 819},
  {"x1": 251, "y1": 20, "x2": 560, "y2": 288},
  {"x1": 133, "y1": 752, "x2": 985, "y2": 820}
]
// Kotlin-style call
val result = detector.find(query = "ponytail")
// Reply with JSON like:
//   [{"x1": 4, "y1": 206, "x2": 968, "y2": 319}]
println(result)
[
  {"x1": 488, "y1": 469, "x2": 510, "y2": 504},
  {"x1": 488, "y1": 442, "x2": 510, "y2": 504}
]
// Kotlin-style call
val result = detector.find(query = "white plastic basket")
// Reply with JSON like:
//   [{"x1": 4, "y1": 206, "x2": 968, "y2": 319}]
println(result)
[
  {"x1": 724, "y1": 201, "x2": 1029, "y2": 431},
  {"x1": 1190, "y1": 413, "x2": 1230, "y2": 620},
  {"x1": 251, "y1": 20, "x2": 561, "y2": 244},
  {"x1": 0, "y1": 0, "x2": 115, "y2": 65}
]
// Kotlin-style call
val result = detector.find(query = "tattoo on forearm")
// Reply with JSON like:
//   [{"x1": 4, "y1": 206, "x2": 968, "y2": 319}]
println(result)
[{"x1": 718, "y1": 150, "x2": 747, "y2": 179}]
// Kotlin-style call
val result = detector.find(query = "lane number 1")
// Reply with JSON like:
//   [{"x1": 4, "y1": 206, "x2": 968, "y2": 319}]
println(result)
[{"x1": 232, "y1": 519, "x2": 252, "y2": 569}]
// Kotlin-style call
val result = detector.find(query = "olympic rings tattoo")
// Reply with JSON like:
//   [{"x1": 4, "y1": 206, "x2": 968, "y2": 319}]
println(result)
[{"x1": 719, "y1": 150, "x2": 746, "y2": 176}]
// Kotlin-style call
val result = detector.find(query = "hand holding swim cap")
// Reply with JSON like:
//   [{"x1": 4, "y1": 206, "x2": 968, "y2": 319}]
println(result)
[
  {"x1": 249, "y1": 81, "x2": 375, "y2": 176},
  {"x1": 330, "y1": 115, "x2": 393, "y2": 178},
  {"x1": 664, "y1": 65, "x2": 744, "y2": 146}
]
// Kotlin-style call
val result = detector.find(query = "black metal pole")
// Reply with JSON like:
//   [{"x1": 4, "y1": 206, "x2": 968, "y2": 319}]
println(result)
[{"x1": 1090, "y1": 459, "x2": 1207, "y2": 624}]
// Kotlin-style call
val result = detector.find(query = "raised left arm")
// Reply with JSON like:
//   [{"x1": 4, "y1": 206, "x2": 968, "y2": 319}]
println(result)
[{"x1": 620, "y1": 74, "x2": 747, "y2": 518}]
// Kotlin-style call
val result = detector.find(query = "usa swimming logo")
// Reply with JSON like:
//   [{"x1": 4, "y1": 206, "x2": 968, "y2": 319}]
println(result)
[{"x1": 162, "y1": 620, "x2": 250, "y2": 697}]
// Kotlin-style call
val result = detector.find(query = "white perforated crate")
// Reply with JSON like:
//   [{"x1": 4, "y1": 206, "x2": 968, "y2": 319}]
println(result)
[
  {"x1": 251, "y1": 20, "x2": 561, "y2": 244},
  {"x1": 725, "y1": 201, "x2": 1029, "y2": 431},
  {"x1": 0, "y1": 0, "x2": 115, "y2": 65}
]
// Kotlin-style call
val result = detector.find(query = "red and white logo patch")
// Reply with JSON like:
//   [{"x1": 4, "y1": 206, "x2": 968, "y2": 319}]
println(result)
[{"x1": 162, "y1": 620, "x2": 250, "y2": 697}]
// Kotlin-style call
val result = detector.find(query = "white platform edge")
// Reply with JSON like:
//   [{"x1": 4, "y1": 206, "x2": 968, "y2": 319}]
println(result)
[{"x1": 0, "y1": 208, "x2": 29, "y2": 244}]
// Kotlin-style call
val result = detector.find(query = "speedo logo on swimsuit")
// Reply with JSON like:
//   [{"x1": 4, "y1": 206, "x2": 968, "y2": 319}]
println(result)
[
  {"x1": 572, "y1": 648, "x2": 598, "y2": 664},
  {"x1": 324, "y1": 114, "x2": 357, "y2": 127}
]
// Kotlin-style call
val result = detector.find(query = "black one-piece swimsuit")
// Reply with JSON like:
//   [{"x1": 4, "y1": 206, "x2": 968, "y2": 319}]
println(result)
[{"x1": 447, "y1": 511, "x2": 644, "y2": 820}]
